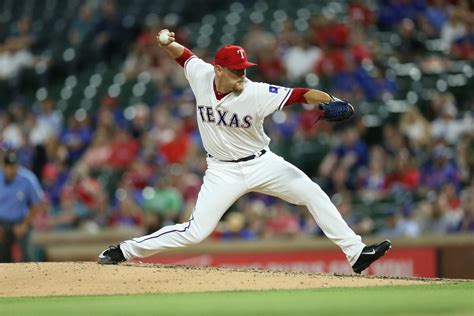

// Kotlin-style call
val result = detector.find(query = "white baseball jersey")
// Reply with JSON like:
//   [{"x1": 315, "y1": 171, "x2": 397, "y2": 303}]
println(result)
[{"x1": 184, "y1": 56, "x2": 292, "y2": 161}]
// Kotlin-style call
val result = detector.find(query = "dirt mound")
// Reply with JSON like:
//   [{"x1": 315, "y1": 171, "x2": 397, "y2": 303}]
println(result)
[{"x1": 0, "y1": 262, "x2": 442, "y2": 297}]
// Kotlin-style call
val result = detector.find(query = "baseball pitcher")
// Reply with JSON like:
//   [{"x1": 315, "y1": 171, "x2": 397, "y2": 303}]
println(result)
[{"x1": 98, "y1": 29, "x2": 391, "y2": 274}]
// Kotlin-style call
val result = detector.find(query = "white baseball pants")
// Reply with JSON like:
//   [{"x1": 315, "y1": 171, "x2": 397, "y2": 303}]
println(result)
[{"x1": 120, "y1": 151, "x2": 365, "y2": 265}]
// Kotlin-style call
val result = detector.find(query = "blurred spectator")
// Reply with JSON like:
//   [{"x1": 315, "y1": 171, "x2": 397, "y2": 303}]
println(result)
[
  {"x1": 73, "y1": 165, "x2": 108, "y2": 213},
  {"x1": 310, "y1": 16, "x2": 331, "y2": 47},
  {"x1": 255, "y1": 39, "x2": 286, "y2": 83},
  {"x1": 362, "y1": 66, "x2": 397, "y2": 101},
  {"x1": 385, "y1": 148, "x2": 420, "y2": 192},
  {"x1": 420, "y1": 145, "x2": 461, "y2": 192},
  {"x1": 158, "y1": 119, "x2": 192, "y2": 164},
  {"x1": 10, "y1": 16, "x2": 38, "y2": 49},
  {"x1": 46, "y1": 188, "x2": 90, "y2": 230},
  {"x1": 382, "y1": 124, "x2": 407, "y2": 155},
  {"x1": 275, "y1": 19, "x2": 299, "y2": 53},
  {"x1": 325, "y1": 164, "x2": 355, "y2": 196},
  {"x1": 25, "y1": 110, "x2": 54, "y2": 146},
  {"x1": 38, "y1": 97, "x2": 63, "y2": 137},
  {"x1": 334, "y1": 193, "x2": 374, "y2": 235},
  {"x1": 377, "y1": 208, "x2": 421, "y2": 238},
  {"x1": 109, "y1": 181, "x2": 144, "y2": 228},
  {"x1": 430, "y1": 100, "x2": 469, "y2": 145},
  {"x1": 242, "y1": 23, "x2": 275, "y2": 58},
  {"x1": 42, "y1": 168, "x2": 99, "y2": 232},
  {"x1": 10, "y1": 98, "x2": 28, "y2": 124},
  {"x1": 81, "y1": 127, "x2": 113, "y2": 170},
  {"x1": 452, "y1": 184, "x2": 474, "y2": 232},
  {"x1": 349, "y1": 26, "x2": 374, "y2": 65},
  {"x1": 68, "y1": 4, "x2": 96, "y2": 47},
  {"x1": 0, "y1": 38, "x2": 34, "y2": 79},
  {"x1": 358, "y1": 146, "x2": 387, "y2": 202},
  {"x1": 96, "y1": 95, "x2": 126, "y2": 129},
  {"x1": 315, "y1": 46, "x2": 349, "y2": 77},
  {"x1": 414, "y1": 201, "x2": 433, "y2": 234},
  {"x1": 440, "y1": 10, "x2": 467, "y2": 54},
  {"x1": 450, "y1": 21, "x2": 474, "y2": 60},
  {"x1": 0, "y1": 16, "x2": 47, "y2": 81},
  {"x1": 455, "y1": 134, "x2": 474, "y2": 183},
  {"x1": 240, "y1": 199, "x2": 268, "y2": 239},
  {"x1": 60, "y1": 115, "x2": 93, "y2": 165},
  {"x1": 41, "y1": 161, "x2": 69, "y2": 209},
  {"x1": 319, "y1": 124, "x2": 368, "y2": 178},
  {"x1": 106, "y1": 127, "x2": 140, "y2": 169},
  {"x1": 399, "y1": 105, "x2": 431, "y2": 150},
  {"x1": 441, "y1": 183, "x2": 462, "y2": 213},
  {"x1": 423, "y1": 0, "x2": 449, "y2": 36},
  {"x1": 142, "y1": 174, "x2": 184, "y2": 228},
  {"x1": 128, "y1": 103, "x2": 152, "y2": 139},
  {"x1": 122, "y1": 41, "x2": 150, "y2": 79},
  {"x1": 1, "y1": 111, "x2": 22, "y2": 148},
  {"x1": 395, "y1": 18, "x2": 426, "y2": 62},
  {"x1": 122, "y1": 23, "x2": 167, "y2": 82},
  {"x1": 330, "y1": 59, "x2": 364, "y2": 101},
  {"x1": 424, "y1": 191, "x2": 461, "y2": 234},
  {"x1": 122, "y1": 159, "x2": 154, "y2": 192},
  {"x1": 376, "y1": 0, "x2": 426, "y2": 30},
  {"x1": 263, "y1": 201, "x2": 300, "y2": 238},
  {"x1": 283, "y1": 35, "x2": 321, "y2": 82},
  {"x1": 90, "y1": 0, "x2": 127, "y2": 63},
  {"x1": 348, "y1": 0, "x2": 374, "y2": 27},
  {"x1": 215, "y1": 212, "x2": 258, "y2": 240},
  {"x1": 324, "y1": 17, "x2": 350, "y2": 47}
]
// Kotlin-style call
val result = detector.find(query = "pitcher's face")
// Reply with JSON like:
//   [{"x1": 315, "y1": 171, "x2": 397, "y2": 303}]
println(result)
[{"x1": 215, "y1": 66, "x2": 246, "y2": 94}]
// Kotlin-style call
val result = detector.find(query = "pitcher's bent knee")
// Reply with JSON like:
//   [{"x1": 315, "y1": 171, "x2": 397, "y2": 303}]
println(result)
[{"x1": 187, "y1": 227, "x2": 213, "y2": 244}]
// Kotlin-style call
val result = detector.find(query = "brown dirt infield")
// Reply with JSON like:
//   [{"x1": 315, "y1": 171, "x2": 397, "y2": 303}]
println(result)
[{"x1": 0, "y1": 262, "x2": 445, "y2": 297}]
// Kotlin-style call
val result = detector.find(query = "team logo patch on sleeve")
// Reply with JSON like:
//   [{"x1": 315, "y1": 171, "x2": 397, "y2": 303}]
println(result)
[{"x1": 269, "y1": 86, "x2": 279, "y2": 94}]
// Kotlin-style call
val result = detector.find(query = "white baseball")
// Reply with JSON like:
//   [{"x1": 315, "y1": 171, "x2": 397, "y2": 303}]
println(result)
[{"x1": 159, "y1": 32, "x2": 170, "y2": 45}]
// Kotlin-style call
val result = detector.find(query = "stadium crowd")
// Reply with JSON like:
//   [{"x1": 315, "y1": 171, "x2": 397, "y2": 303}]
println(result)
[{"x1": 1, "y1": 0, "x2": 473, "y2": 247}]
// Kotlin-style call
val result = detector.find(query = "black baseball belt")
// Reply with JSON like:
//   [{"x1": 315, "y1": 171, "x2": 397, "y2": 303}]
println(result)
[{"x1": 207, "y1": 149, "x2": 267, "y2": 163}]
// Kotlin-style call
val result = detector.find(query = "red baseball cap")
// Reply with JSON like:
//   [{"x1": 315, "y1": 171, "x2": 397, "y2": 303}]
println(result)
[{"x1": 215, "y1": 45, "x2": 257, "y2": 70}]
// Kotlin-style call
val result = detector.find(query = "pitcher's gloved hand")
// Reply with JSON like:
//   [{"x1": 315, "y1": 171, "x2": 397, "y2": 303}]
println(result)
[{"x1": 317, "y1": 98, "x2": 354, "y2": 123}]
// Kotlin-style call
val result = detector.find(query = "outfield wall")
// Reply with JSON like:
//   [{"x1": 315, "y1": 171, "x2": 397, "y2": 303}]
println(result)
[{"x1": 32, "y1": 230, "x2": 474, "y2": 278}]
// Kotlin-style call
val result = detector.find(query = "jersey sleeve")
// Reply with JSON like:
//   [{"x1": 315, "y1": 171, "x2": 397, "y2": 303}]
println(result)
[
  {"x1": 284, "y1": 88, "x2": 310, "y2": 106},
  {"x1": 254, "y1": 82, "x2": 292, "y2": 118},
  {"x1": 184, "y1": 57, "x2": 214, "y2": 85}
]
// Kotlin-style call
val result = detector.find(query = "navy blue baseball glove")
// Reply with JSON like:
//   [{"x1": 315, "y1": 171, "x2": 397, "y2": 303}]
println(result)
[{"x1": 318, "y1": 98, "x2": 354, "y2": 123}]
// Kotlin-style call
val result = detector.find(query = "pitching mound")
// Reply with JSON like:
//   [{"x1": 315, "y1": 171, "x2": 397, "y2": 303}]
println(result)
[{"x1": 0, "y1": 262, "x2": 444, "y2": 297}]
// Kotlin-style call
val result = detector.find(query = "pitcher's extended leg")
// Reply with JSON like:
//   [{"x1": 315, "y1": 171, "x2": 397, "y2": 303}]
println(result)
[
  {"x1": 120, "y1": 162, "x2": 248, "y2": 259},
  {"x1": 248, "y1": 153, "x2": 365, "y2": 265}
]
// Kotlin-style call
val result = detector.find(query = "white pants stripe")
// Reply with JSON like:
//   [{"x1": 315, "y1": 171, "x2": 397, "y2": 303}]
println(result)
[{"x1": 120, "y1": 151, "x2": 365, "y2": 265}]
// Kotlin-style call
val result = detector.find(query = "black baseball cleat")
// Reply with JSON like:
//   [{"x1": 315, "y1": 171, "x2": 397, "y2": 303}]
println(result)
[
  {"x1": 98, "y1": 245, "x2": 126, "y2": 264},
  {"x1": 352, "y1": 240, "x2": 392, "y2": 274}
]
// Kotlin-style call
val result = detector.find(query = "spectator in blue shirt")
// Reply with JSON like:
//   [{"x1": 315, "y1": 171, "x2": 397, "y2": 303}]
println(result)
[
  {"x1": 420, "y1": 145, "x2": 461, "y2": 192},
  {"x1": 0, "y1": 151, "x2": 46, "y2": 262},
  {"x1": 319, "y1": 124, "x2": 369, "y2": 179}
]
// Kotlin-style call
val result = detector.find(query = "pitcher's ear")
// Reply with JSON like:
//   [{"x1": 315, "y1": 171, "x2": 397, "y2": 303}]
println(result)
[{"x1": 214, "y1": 65, "x2": 224, "y2": 75}]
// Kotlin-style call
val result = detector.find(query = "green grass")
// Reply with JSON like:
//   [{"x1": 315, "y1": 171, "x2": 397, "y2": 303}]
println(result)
[{"x1": 0, "y1": 283, "x2": 473, "y2": 316}]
